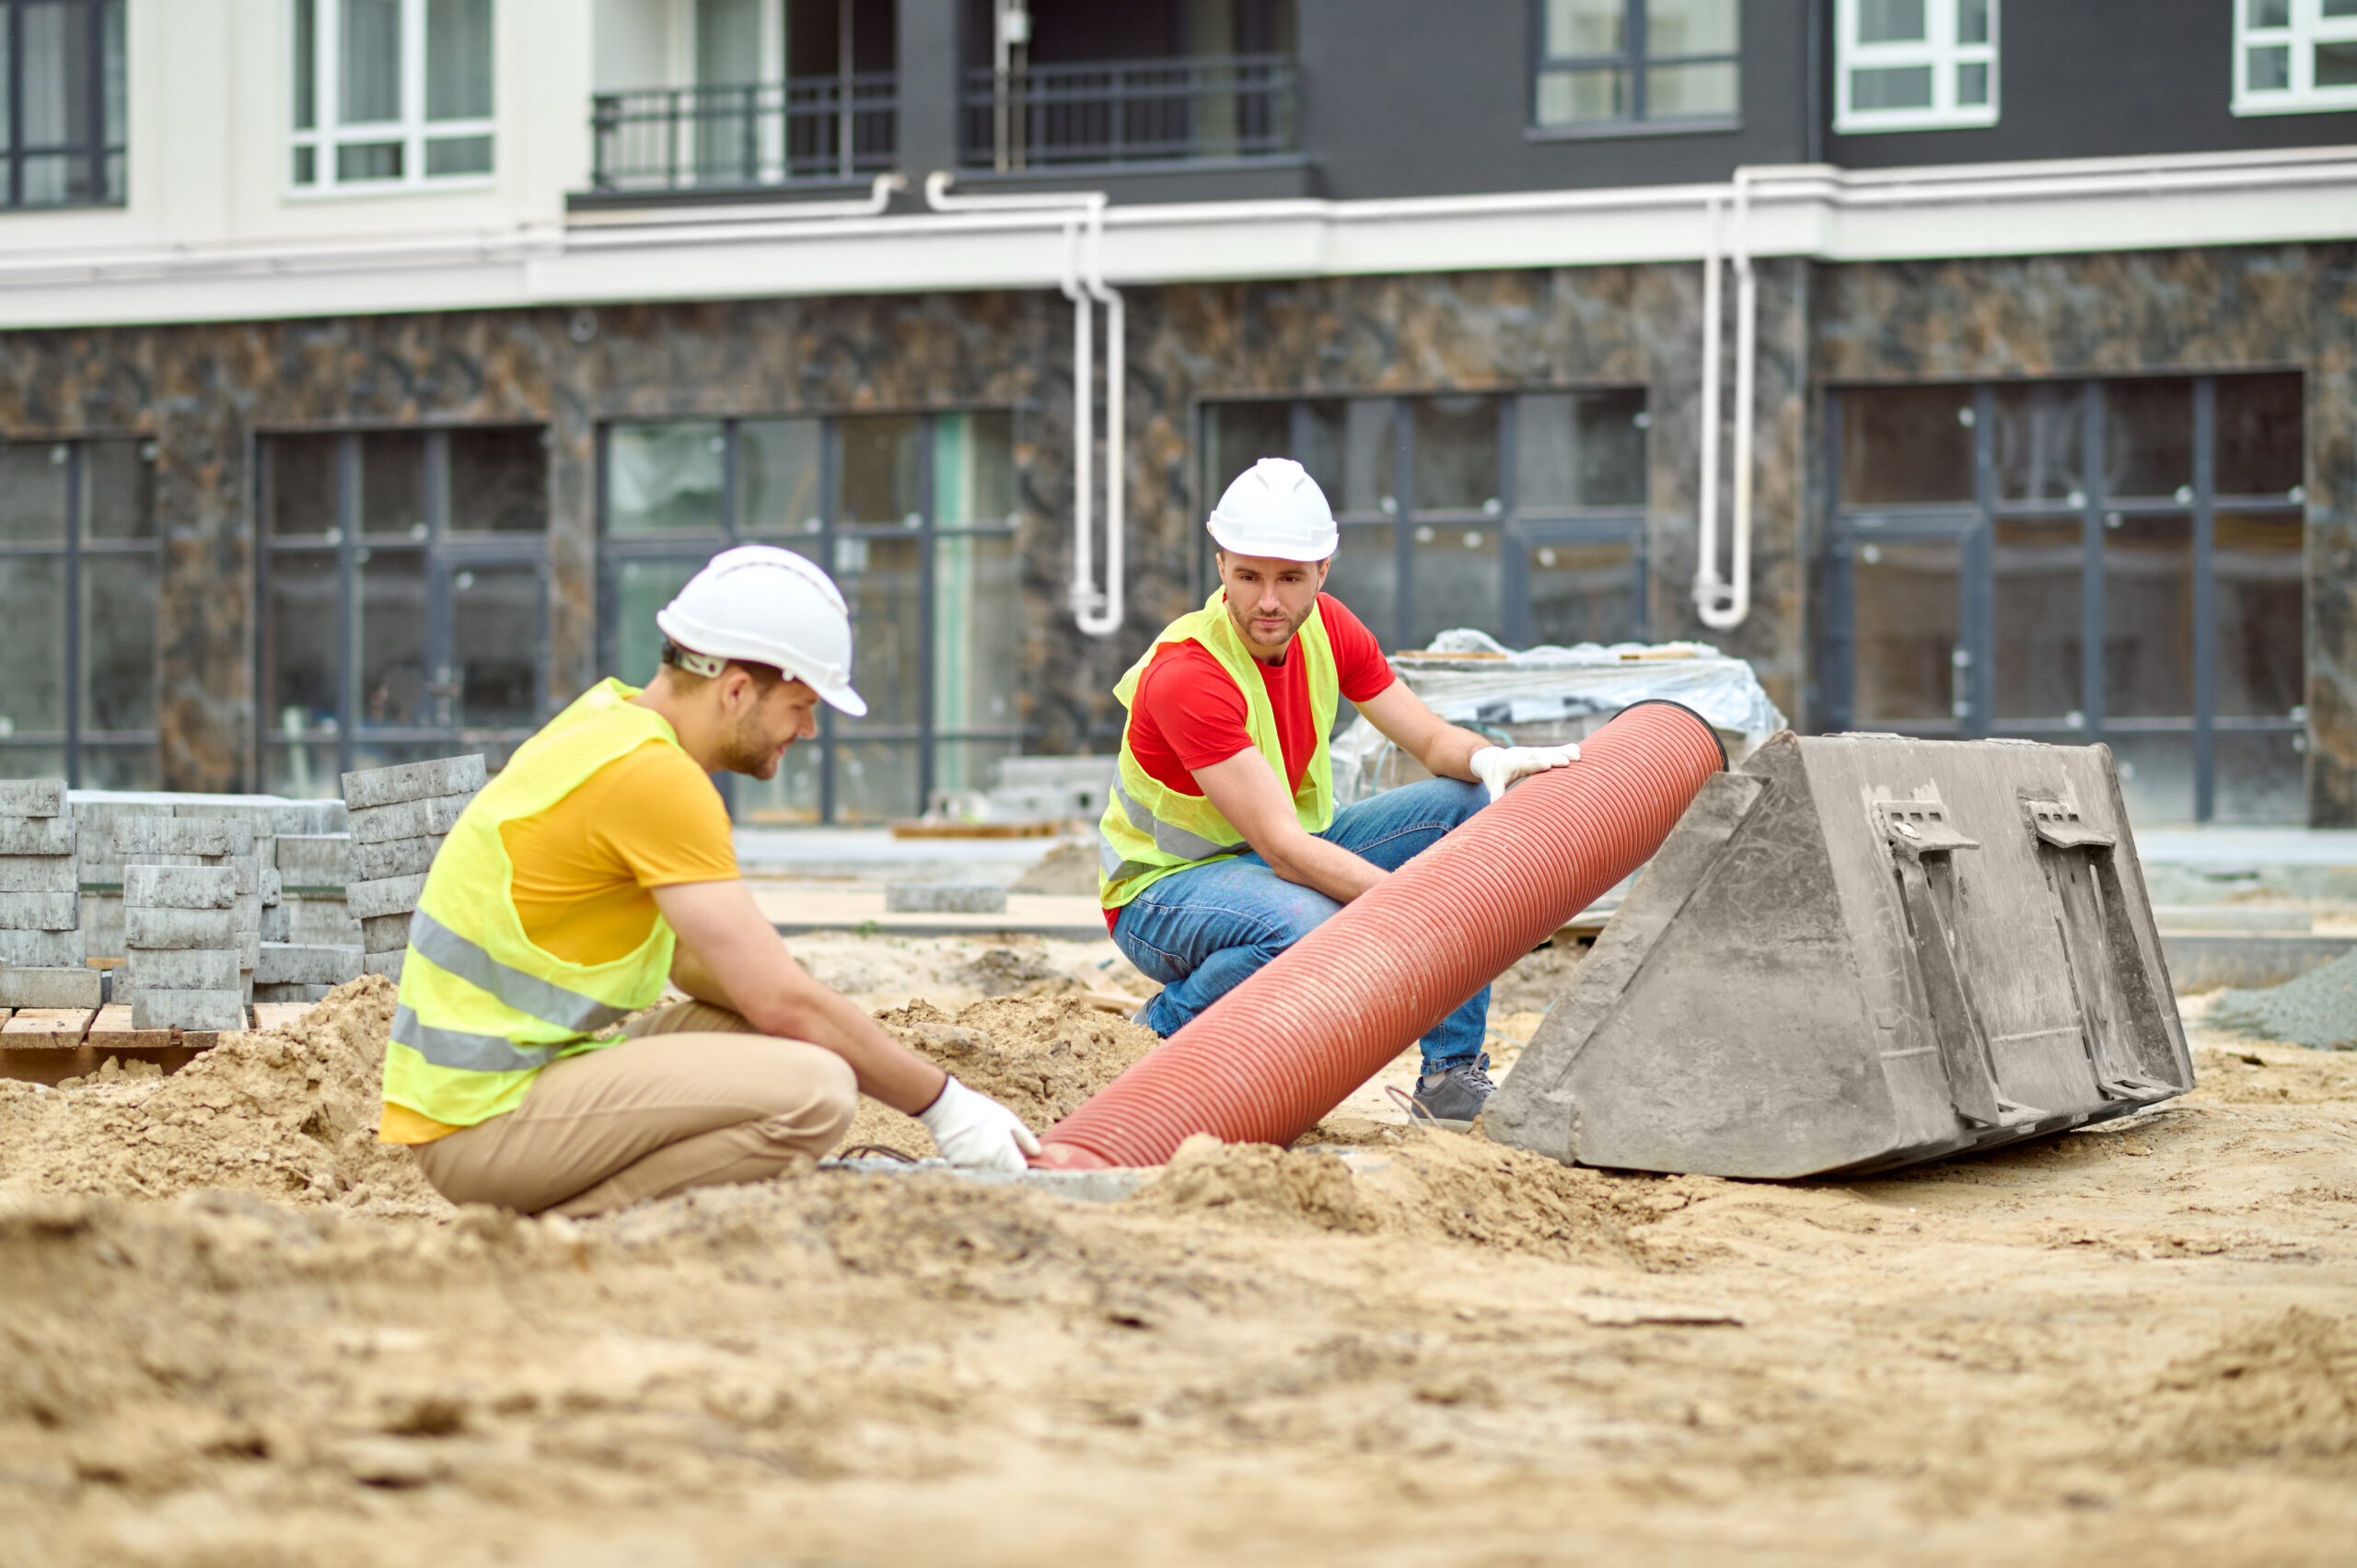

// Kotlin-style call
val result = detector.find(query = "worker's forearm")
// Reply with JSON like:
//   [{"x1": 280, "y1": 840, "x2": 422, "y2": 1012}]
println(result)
[
  {"x1": 1260, "y1": 830, "x2": 1385, "y2": 904},
  {"x1": 1419, "y1": 725, "x2": 1492, "y2": 783},
  {"x1": 753, "y1": 981, "x2": 947, "y2": 1115}
]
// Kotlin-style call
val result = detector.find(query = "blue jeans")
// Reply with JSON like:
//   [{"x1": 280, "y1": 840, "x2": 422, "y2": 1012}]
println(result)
[{"x1": 1112, "y1": 775, "x2": 1491, "y2": 1075}]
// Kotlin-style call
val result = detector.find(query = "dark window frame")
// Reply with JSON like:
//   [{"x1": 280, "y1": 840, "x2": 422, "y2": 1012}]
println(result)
[
  {"x1": 1528, "y1": 0, "x2": 1743, "y2": 133},
  {"x1": 0, "y1": 434, "x2": 159, "y2": 785},
  {"x1": 2, "y1": 0, "x2": 127, "y2": 211},
  {"x1": 254, "y1": 424, "x2": 553, "y2": 795},
  {"x1": 1819, "y1": 372, "x2": 2308, "y2": 824},
  {"x1": 595, "y1": 409, "x2": 1028, "y2": 825},
  {"x1": 1195, "y1": 389, "x2": 1653, "y2": 655}
]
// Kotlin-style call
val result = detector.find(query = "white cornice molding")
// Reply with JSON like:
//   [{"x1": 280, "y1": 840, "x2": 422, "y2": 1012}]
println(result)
[{"x1": 4, "y1": 145, "x2": 2356, "y2": 329}]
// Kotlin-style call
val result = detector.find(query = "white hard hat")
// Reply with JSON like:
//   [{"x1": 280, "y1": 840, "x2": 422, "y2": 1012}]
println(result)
[
  {"x1": 1205, "y1": 457, "x2": 1339, "y2": 562},
  {"x1": 655, "y1": 544, "x2": 867, "y2": 717}
]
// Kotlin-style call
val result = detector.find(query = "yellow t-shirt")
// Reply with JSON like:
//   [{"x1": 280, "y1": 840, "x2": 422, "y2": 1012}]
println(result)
[{"x1": 377, "y1": 739, "x2": 740, "y2": 1144}]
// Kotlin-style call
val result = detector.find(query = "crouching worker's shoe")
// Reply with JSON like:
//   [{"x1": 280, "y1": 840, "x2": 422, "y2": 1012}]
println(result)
[{"x1": 1410, "y1": 1055, "x2": 1496, "y2": 1132}]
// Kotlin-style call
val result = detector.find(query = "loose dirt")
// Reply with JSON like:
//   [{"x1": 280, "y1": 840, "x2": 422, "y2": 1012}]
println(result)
[
  {"x1": 0, "y1": 948, "x2": 2352, "y2": 1567},
  {"x1": 2211, "y1": 949, "x2": 2357, "y2": 1049}
]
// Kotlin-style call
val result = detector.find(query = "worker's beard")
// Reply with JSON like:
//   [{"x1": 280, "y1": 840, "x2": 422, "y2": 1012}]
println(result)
[
  {"x1": 718, "y1": 708, "x2": 793, "y2": 779},
  {"x1": 1225, "y1": 594, "x2": 1315, "y2": 656}
]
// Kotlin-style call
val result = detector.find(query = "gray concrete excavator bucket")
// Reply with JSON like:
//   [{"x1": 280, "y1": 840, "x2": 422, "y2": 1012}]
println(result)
[{"x1": 1485, "y1": 732, "x2": 2193, "y2": 1179}]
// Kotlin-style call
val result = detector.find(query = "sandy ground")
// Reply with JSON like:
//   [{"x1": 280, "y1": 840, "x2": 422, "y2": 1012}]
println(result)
[{"x1": 0, "y1": 944, "x2": 2351, "y2": 1568}]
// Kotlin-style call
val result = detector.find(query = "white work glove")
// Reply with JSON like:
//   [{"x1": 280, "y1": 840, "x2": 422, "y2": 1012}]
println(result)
[
  {"x1": 916, "y1": 1075, "x2": 1042, "y2": 1173},
  {"x1": 1469, "y1": 744, "x2": 1579, "y2": 805}
]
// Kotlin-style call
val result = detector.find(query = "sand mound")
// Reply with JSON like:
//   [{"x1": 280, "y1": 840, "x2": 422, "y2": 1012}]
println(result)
[
  {"x1": 839, "y1": 993, "x2": 1164, "y2": 1157},
  {"x1": 1008, "y1": 840, "x2": 1097, "y2": 895},
  {"x1": 1137, "y1": 1129, "x2": 1681, "y2": 1262},
  {"x1": 2150, "y1": 1307, "x2": 2357, "y2": 1463},
  {"x1": 0, "y1": 977, "x2": 441, "y2": 1214},
  {"x1": 2210, "y1": 951, "x2": 2357, "y2": 1050}
]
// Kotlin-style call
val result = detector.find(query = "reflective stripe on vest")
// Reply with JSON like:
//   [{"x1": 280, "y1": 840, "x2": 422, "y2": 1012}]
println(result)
[
  {"x1": 378, "y1": 679, "x2": 687, "y2": 1129},
  {"x1": 1097, "y1": 589, "x2": 1339, "y2": 912}
]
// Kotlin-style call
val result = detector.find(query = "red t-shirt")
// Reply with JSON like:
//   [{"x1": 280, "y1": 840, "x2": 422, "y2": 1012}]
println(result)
[{"x1": 1107, "y1": 593, "x2": 1396, "y2": 930}]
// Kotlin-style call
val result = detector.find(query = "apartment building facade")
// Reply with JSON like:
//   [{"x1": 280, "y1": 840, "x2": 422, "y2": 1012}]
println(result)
[{"x1": 0, "y1": 0, "x2": 2351, "y2": 826}]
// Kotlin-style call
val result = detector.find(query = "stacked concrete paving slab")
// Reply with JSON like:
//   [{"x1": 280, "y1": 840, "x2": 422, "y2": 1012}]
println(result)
[
  {"x1": 343, "y1": 755, "x2": 486, "y2": 984},
  {"x1": 116, "y1": 818, "x2": 261, "y2": 1019},
  {"x1": 0, "y1": 779, "x2": 99, "y2": 1010},
  {"x1": 70, "y1": 792, "x2": 358, "y2": 956},
  {"x1": 122, "y1": 864, "x2": 244, "y2": 1032}
]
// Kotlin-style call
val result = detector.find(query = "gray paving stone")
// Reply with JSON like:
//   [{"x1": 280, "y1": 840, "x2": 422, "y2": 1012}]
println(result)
[
  {"x1": 133, "y1": 990, "x2": 247, "y2": 1031},
  {"x1": 347, "y1": 794, "x2": 472, "y2": 845},
  {"x1": 123, "y1": 905, "x2": 238, "y2": 950},
  {"x1": 346, "y1": 873, "x2": 428, "y2": 921},
  {"x1": 0, "y1": 965, "x2": 102, "y2": 1009},
  {"x1": 362, "y1": 949, "x2": 405, "y2": 981},
  {"x1": 343, "y1": 755, "x2": 488, "y2": 811},
  {"x1": 885, "y1": 882, "x2": 1010, "y2": 915},
  {"x1": 122, "y1": 864, "x2": 237, "y2": 910},
  {"x1": 0, "y1": 854, "x2": 76, "y2": 893},
  {"x1": 270, "y1": 798, "x2": 347, "y2": 835},
  {"x1": 124, "y1": 947, "x2": 241, "y2": 992},
  {"x1": 0, "y1": 928, "x2": 84, "y2": 966},
  {"x1": 254, "y1": 943, "x2": 363, "y2": 987},
  {"x1": 260, "y1": 867, "x2": 282, "y2": 904},
  {"x1": 0, "y1": 817, "x2": 75, "y2": 856},
  {"x1": 252, "y1": 982, "x2": 335, "y2": 1004},
  {"x1": 274, "y1": 834, "x2": 352, "y2": 886},
  {"x1": 0, "y1": 890, "x2": 80, "y2": 931},
  {"x1": 261, "y1": 902, "x2": 291, "y2": 942},
  {"x1": 289, "y1": 898, "x2": 361, "y2": 947},
  {"x1": 236, "y1": 928, "x2": 261, "y2": 970},
  {"x1": 350, "y1": 834, "x2": 445, "y2": 882},
  {"x1": 359, "y1": 912, "x2": 414, "y2": 951},
  {"x1": 0, "y1": 779, "x2": 66, "y2": 817},
  {"x1": 117, "y1": 816, "x2": 252, "y2": 857}
]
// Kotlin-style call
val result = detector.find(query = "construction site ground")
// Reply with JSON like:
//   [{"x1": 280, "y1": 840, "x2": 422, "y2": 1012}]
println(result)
[{"x1": 1, "y1": 928, "x2": 2351, "y2": 1567}]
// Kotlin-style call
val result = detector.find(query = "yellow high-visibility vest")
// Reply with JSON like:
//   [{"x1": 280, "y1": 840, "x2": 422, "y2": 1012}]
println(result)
[
  {"x1": 379, "y1": 679, "x2": 684, "y2": 1127},
  {"x1": 1097, "y1": 589, "x2": 1340, "y2": 912}
]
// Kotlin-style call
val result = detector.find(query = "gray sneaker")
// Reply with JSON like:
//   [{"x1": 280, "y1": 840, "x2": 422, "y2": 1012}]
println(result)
[{"x1": 1411, "y1": 1056, "x2": 1496, "y2": 1132}]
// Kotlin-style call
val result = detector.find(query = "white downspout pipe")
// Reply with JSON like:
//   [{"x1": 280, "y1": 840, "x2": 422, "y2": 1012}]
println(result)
[
  {"x1": 922, "y1": 172, "x2": 1122, "y2": 636},
  {"x1": 1693, "y1": 192, "x2": 1724, "y2": 627},
  {"x1": 1694, "y1": 168, "x2": 1757, "y2": 633}
]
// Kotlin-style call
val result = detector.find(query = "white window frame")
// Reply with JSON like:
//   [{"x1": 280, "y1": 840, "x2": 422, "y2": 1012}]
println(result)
[
  {"x1": 1834, "y1": 0, "x2": 1999, "y2": 134},
  {"x1": 2234, "y1": 0, "x2": 2357, "y2": 115},
  {"x1": 289, "y1": 0, "x2": 497, "y2": 195}
]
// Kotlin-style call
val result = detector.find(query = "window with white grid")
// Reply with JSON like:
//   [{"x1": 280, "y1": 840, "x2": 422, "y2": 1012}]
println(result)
[
  {"x1": 1834, "y1": 0, "x2": 1998, "y2": 134},
  {"x1": 2235, "y1": 0, "x2": 2357, "y2": 114},
  {"x1": 289, "y1": 0, "x2": 495, "y2": 192}
]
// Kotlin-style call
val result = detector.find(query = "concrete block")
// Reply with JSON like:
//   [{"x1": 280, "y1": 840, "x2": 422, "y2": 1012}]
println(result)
[
  {"x1": 0, "y1": 927, "x2": 83, "y2": 966},
  {"x1": 254, "y1": 943, "x2": 362, "y2": 987},
  {"x1": 290, "y1": 897, "x2": 361, "y2": 946},
  {"x1": 0, "y1": 817, "x2": 75, "y2": 856},
  {"x1": 133, "y1": 990, "x2": 247, "y2": 1032},
  {"x1": 123, "y1": 905, "x2": 238, "y2": 950},
  {"x1": 359, "y1": 912, "x2": 414, "y2": 951},
  {"x1": 79, "y1": 892, "x2": 122, "y2": 958},
  {"x1": 0, "y1": 854, "x2": 76, "y2": 893},
  {"x1": 124, "y1": 947, "x2": 240, "y2": 992},
  {"x1": 274, "y1": 834, "x2": 352, "y2": 886},
  {"x1": 350, "y1": 834, "x2": 445, "y2": 882},
  {"x1": 885, "y1": 883, "x2": 1010, "y2": 915},
  {"x1": 117, "y1": 816, "x2": 251, "y2": 857},
  {"x1": 261, "y1": 902, "x2": 291, "y2": 942},
  {"x1": 343, "y1": 754, "x2": 488, "y2": 810},
  {"x1": 346, "y1": 874, "x2": 428, "y2": 921},
  {"x1": 260, "y1": 867, "x2": 283, "y2": 906},
  {"x1": 237, "y1": 929, "x2": 261, "y2": 970},
  {"x1": 347, "y1": 794, "x2": 471, "y2": 844},
  {"x1": 270, "y1": 798, "x2": 347, "y2": 835},
  {"x1": 122, "y1": 864, "x2": 237, "y2": 910},
  {"x1": 363, "y1": 949, "x2": 405, "y2": 981},
  {"x1": 0, "y1": 965, "x2": 102, "y2": 1008},
  {"x1": 253, "y1": 981, "x2": 334, "y2": 1004},
  {"x1": 0, "y1": 890, "x2": 80, "y2": 931},
  {"x1": 0, "y1": 779, "x2": 66, "y2": 817}
]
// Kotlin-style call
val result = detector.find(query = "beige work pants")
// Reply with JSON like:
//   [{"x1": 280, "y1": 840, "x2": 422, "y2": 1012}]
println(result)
[{"x1": 411, "y1": 999, "x2": 858, "y2": 1218}]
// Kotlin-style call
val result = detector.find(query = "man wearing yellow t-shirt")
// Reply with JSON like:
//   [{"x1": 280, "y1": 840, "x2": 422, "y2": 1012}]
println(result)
[{"x1": 380, "y1": 546, "x2": 1039, "y2": 1216}]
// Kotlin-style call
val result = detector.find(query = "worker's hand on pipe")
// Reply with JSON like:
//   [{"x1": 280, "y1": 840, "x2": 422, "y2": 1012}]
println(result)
[
  {"x1": 916, "y1": 1075, "x2": 1043, "y2": 1173},
  {"x1": 1469, "y1": 744, "x2": 1580, "y2": 805}
]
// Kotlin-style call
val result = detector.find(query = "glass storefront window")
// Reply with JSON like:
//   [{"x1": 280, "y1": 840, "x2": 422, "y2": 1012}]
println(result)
[
  {"x1": 1841, "y1": 386, "x2": 1975, "y2": 505},
  {"x1": 2102, "y1": 378, "x2": 2193, "y2": 499},
  {"x1": 1324, "y1": 523, "x2": 1399, "y2": 642},
  {"x1": 2213, "y1": 512, "x2": 2305, "y2": 718},
  {"x1": 1852, "y1": 536, "x2": 1960, "y2": 725},
  {"x1": 838, "y1": 414, "x2": 923, "y2": 526},
  {"x1": 1993, "y1": 382, "x2": 2084, "y2": 503},
  {"x1": 1411, "y1": 396, "x2": 1502, "y2": 514},
  {"x1": 2215, "y1": 373, "x2": 2303, "y2": 495},
  {"x1": 1410, "y1": 524, "x2": 1501, "y2": 648},
  {"x1": 1992, "y1": 517, "x2": 2082, "y2": 722},
  {"x1": 608, "y1": 422, "x2": 725, "y2": 534},
  {"x1": 2102, "y1": 514, "x2": 2195, "y2": 718},
  {"x1": 1528, "y1": 539, "x2": 1638, "y2": 646}
]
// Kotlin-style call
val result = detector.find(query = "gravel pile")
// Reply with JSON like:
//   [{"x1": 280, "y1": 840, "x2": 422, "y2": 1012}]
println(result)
[{"x1": 2209, "y1": 951, "x2": 2357, "y2": 1051}]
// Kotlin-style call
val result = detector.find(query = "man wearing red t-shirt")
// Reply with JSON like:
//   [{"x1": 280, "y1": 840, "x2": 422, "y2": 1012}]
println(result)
[{"x1": 1097, "y1": 459, "x2": 1575, "y2": 1128}]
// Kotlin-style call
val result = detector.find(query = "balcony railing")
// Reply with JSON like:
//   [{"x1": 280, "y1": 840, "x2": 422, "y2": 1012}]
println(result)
[
  {"x1": 958, "y1": 54, "x2": 1298, "y2": 170},
  {"x1": 588, "y1": 75, "x2": 897, "y2": 194}
]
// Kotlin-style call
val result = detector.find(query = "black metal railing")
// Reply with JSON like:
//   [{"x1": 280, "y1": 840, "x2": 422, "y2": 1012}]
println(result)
[
  {"x1": 588, "y1": 75, "x2": 897, "y2": 193},
  {"x1": 958, "y1": 54, "x2": 1297, "y2": 170}
]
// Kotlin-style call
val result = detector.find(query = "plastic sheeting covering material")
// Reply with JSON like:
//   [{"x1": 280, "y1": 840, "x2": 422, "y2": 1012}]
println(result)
[{"x1": 1332, "y1": 629, "x2": 1786, "y2": 806}]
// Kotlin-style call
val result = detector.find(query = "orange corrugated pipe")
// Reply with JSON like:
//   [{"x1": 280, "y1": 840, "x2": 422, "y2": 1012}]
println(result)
[{"x1": 1033, "y1": 700, "x2": 1728, "y2": 1169}]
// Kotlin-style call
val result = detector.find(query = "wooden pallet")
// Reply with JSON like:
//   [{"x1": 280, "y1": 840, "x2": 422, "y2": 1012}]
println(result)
[
  {"x1": 0, "y1": 1004, "x2": 270, "y2": 1086},
  {"x1": 888, "y1": 819, "x2": 1062, "y2": 840}
]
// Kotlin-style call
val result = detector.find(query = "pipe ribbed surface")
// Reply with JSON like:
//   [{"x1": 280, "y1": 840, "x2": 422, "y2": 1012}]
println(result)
[{"x1": 1035, "y1": 700, "x2": 1727, "y2": 1169}]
